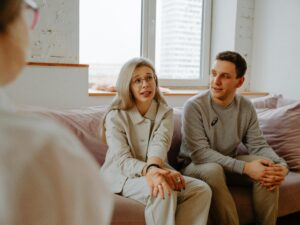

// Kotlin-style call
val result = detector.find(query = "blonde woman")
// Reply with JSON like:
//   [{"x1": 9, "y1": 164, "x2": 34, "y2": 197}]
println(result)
[
  {"x1": 101, "y1": 57, "x2": 211, "y2": 225},
  {"x1": 0, "y1": 1, "x2": 112, "y2": 224}
]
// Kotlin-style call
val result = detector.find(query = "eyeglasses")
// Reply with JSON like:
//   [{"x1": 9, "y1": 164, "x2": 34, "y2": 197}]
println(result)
[
  {"x1": 131, "y1": 74, "x2": 156, "y2": 87},
  {"x1": 24, "y1": 0, "x2": 39, "y2": 29}
]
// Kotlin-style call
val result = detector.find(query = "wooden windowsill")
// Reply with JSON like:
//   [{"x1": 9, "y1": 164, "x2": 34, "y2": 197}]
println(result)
[
  {"x1": 239, "y1": 91, "x2": 269, "y2": 97},
  {"x1": 89, "y1": 89, "x2": 269, "y2": 97},
  {"x1": 27, "y1": 62, "x2": 89, "y2": 68}
]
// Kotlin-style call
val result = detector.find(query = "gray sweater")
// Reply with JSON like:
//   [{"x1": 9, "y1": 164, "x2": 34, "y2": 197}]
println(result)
[{"x1": 179, "y1": 91, "x2": 287, "y2": 174}]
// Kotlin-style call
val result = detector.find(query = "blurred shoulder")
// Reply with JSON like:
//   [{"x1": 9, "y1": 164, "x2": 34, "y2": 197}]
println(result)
[{"x1": 0, "y1": 112, "x2": 89, "y2": 157}]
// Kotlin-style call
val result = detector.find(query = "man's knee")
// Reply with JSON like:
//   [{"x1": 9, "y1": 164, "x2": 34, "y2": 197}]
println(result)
[
  {"x1": 236, "y1": 154, "x2": 274, "y2": 163},
  {"x1": 254, "y1": 182, "x2": 279, "y2": 200},
  {"x1": 184, "y1": 163, "x2": 226, "y2": 187},
  {"x1": 202, "y1": 163, "x2": 226, "y2": 187}
]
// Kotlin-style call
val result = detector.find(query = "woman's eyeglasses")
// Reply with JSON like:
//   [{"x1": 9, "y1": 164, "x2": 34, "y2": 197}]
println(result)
[
  {"x1": 132, "y1": 74, "x2": 156, "y2": 87},
  {"x1": 24, "y1": 0, "x2": 39, "y2": 29}
]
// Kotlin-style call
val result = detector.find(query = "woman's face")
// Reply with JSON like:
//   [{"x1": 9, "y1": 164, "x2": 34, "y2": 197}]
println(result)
[
  {"x1": 0, "y1": 9, "x2": 29, "y2": 86},
  {"x1": 130, "y1": 65, "x2": 157, "y2": 108}
]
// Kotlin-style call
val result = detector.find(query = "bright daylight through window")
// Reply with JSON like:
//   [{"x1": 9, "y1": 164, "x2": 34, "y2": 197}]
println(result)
[{"x1": 80, "y1": 0, "x2": 211, "y2": 91}]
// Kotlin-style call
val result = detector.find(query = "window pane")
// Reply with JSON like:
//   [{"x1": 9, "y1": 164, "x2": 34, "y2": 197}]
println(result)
[
  {"x1": 155, "y1": 0, "x2": 203, "y2": 80},
  {"x1": 80, "y1": 0, "x2": 141, "y2": 85}
]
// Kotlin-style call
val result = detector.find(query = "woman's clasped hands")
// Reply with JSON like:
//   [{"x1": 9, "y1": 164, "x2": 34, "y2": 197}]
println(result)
[{"x1": 145, "y1": 167, "x2": 186, "y2": 199}]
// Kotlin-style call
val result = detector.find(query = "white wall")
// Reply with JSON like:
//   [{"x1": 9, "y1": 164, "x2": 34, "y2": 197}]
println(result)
[
  {"x1": 4, "y1": 65, "x2": 192, "y2": 108},
  {"x1": 7, "y1": 0, "x2": 300, "y2": 109},
  {"x1": 4, "y1": 65, "x2": 106, "y2": 108},
  {"x1": 251, "y1": 0, "x2": 300, "y2": 99},
  {"x1": 210, "y1": 0, "x2": 237, "y2": 60},
  {"x1": 211, "y1": 0, "x2": 255, "y2": 91},
  {"x1": 29, "y1": 0, "x2": 79, "y2": 63}
]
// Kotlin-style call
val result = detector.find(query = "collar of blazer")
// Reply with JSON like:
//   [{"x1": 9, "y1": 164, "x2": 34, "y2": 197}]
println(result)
[{"x1": 128, "y1": 100, "x2": 172, "y2": 124}]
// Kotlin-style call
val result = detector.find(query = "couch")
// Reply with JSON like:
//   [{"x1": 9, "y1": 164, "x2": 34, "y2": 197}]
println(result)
[{"x1": 21, "y1": 95, "x2": 300, "y2": 225}]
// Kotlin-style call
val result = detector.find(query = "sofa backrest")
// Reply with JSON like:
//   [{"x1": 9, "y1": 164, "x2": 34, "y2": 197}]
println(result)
[
  {"x1": 20, "y1": 105, "x2": 109, "y2": 165},
  {"x1": 20, "y1": 105, "x2": 185, "y2": 168},
  {"x1": 168, "y1": 108, "x2": 183, "y2": 169},
  {"x1": 20, "y1": 97, "x2": 300, "y2": 172}
]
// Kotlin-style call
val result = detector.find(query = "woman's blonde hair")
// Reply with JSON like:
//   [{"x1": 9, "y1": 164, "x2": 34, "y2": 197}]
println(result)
[
  {"x1": 101, "y1": 57, "x2": 167, "y2": 143},
  {"x1": 0, "y1": 0, "x2": 22, "y2": 33}
]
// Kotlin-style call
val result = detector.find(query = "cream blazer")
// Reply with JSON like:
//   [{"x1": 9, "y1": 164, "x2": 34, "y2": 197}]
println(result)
[{"x1": 101, "y1": 100, "x2": 174, "y2": 193}]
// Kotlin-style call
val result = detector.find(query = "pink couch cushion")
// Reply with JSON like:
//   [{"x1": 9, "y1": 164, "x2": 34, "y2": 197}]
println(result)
[
  {"x1": 168, "y1": 108, "x2": 183, "y2": 169},
  {"x1": 251, "y1": 94, "x2": 282, "y2": 109},
  {"x1": 20, "y1": 106, "x2": 108, "y2": 166},
  {"x1": 256, "y1": 102, "x2": 300, "y2": 171},
  {"x1": 277, "y1": 97, "x2": 298, "y2": 107}
]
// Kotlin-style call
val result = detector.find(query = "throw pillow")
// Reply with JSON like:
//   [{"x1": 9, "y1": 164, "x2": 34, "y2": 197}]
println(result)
[
  {"x1": 256, "y1": 102, "x2": 300, "y2": 171},
  {"x1": 251, "y1": 94, "x2": 282, "y2": 109}
]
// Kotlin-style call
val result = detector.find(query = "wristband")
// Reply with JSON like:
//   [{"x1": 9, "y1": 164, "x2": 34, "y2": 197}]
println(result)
[{"x1": 145, "y1": 163, "x2": 160, "y2": 174}]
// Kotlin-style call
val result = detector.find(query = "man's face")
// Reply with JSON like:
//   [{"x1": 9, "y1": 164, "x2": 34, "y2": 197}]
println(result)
[{"x1": 210, "y1": 60, "x2": 244, "y2": 106}]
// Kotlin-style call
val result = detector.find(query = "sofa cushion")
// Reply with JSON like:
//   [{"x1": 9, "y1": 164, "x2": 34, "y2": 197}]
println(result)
[
  {"x1": 251, "y1": 94, "x2": 282, "y2": 109},
  {"x1": 256, "y1": 102, "x2": 300, "y2": 171},
  {"x1": 277, "y1": 97, "x2": 298, "y2": 107},
  {"x1": 19, "y1": 106, "x2": 108, "y2": 166},
  {"x1": 111, "y1": 195, "x2": 146, "y2": 225},
  {"x1": 168, "y1": 108, "x2": 183, "y2": 169}
]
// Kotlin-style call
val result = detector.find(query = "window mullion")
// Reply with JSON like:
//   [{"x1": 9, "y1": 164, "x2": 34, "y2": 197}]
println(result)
[
  {"x1": 200, "y1": 0, "x2": 212, "y2": 85},
  {"x1": 141, "y1": 0, "x2": 156, "y2": 62}
]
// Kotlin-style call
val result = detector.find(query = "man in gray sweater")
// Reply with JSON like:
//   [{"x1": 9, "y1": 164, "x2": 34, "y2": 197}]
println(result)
[{"x1": 179, "y1": 51, "x2": 289, "y2": 225}]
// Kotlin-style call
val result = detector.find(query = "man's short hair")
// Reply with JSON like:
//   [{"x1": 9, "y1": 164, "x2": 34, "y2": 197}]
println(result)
[{"x1": 216, "y1": 51, "x2": 247, "y2": 78}]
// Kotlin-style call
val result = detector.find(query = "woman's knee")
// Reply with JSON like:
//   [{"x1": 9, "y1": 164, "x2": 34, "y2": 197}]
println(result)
[
  {"x1": 151, "y1": 189, "x2": 178, "y2": 208},
  {"x1": 185, "y1": 177, "x2": 212, "y2": 200},
  {"x1": 193, "y1": 181, "x2": 212, "y2": 204}
]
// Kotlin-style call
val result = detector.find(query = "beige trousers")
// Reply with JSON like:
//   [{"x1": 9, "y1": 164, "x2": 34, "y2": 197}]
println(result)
[
  {"x1": 181, "y1": 155, "x2": 279, "y2": 225},
  {"x1": 122, "y1": 175, "x2": 212, "y2": 225}
]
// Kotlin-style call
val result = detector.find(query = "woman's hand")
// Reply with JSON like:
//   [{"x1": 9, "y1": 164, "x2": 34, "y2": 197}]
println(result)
[
  {"x1": 162, "y1": 168, "x2": 186, "y2": 191},
  {"x1": 145, "y1": 168, "x2": 172, "y2": 199}
]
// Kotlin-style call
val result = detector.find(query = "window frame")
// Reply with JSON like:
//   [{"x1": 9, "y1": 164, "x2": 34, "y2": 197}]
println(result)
[{"x1": 141, "y1": 0, "x2": 212, "y2": 88}]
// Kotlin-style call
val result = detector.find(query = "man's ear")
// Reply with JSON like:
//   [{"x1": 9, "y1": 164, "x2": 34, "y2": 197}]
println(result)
[{"x1": 236, "y1": 76, "x2": 245, "y2": 88}]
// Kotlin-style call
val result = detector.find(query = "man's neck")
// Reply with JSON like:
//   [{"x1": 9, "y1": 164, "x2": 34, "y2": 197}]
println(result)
[{"x1": 211, "y1": 95, "x2": 236, "y2": 108}]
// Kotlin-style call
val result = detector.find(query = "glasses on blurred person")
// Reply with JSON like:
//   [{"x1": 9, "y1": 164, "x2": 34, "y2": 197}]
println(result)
[{"x1": 24, "y1": 0, "x2": 39, "y2": 29}]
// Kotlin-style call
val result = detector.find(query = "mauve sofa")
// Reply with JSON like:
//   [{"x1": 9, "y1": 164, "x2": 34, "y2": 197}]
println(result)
[{"x1": 20, "y1": 95, "x2": 300, "y2": 225}]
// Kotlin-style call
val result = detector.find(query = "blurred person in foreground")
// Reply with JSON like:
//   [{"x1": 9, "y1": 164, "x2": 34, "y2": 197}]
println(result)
[{"x1": 0, "y1": 0, "x2": 113, "y2": 224}]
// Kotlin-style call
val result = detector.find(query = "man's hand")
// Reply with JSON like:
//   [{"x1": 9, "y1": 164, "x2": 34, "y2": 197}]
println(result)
[
  {"x1": 260, "y1": 164, "x2": 289, "y2": 191},
  {"x1": 243, "y1": 159, "x2": 273, "y2": 181}
]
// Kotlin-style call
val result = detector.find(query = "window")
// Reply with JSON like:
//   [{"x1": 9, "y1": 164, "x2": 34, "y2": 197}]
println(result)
[{"x1": 80, "y1": 0, "x2": 211, "y2": 89}]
